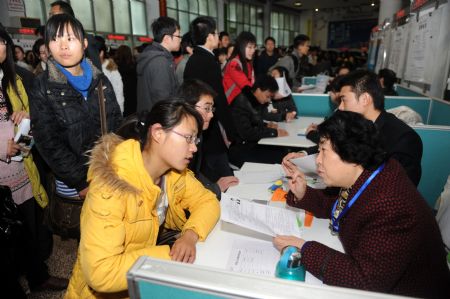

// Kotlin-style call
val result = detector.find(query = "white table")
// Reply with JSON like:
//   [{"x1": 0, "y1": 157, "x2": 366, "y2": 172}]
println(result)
[
  {"x1": 258, "y1": 116, "x2": 324, "y2": 147},
  {"x1": 195, "y1": 162, "x2": 343, "y2": 285}
]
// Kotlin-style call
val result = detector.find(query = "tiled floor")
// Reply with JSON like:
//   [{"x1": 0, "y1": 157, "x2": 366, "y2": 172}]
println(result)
[{"x1": 23, "y1": 235, "x2": 78, "y2": 299}]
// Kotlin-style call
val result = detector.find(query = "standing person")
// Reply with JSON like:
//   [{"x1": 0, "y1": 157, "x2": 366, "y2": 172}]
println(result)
[
  {"x1": 95, "y1": 36, "x2": 124, "y2": 114},
  {"x1": 184, "y1": 16, "x2": 236, "y2": 181},
  {"x1": 136, "y1": 16, "x2": 181, "y2": 112},
  {"x1": 179, "y1": 79, "x2": 239, "y2": 198},
  {"x1": 48, "y1": 0, "x2": 102, "y2": 70},
  {"x1": 256, "y1": 36, "x2": 280, "y2": 77},
  {"x1": 29, "y1": 15, "x2": 122, "y2": 211},
  {"x1": 14, "y1": 45, "x2": 33, "y2": 72},
  {"x1": 175, "y1": 32, "x2": 194, "y2": 85},
  {"x1": 222, "y1": 31, "x2": 256, "y2": 104},
  {"x1": 219, "y1": 31, "x2": 230, "y2": 49},
  {"x1": 271, "y1": 34, "x2": 311, "y2": 91},
  {"x1": 0, "y1": 27, "x2": 67, "y2": 295},
  {"x1": 277, "y1": 111, "x2": 450, "y2": 298},
  {"x1": 32, "y1": 38, "x2": 48, "y2": 76},
  {"x1": 114, "y1": 45, "x2": 137, "y2": 116},
  {"x1": 65, "y1": 100, "x2": 220, "y2": 298}
]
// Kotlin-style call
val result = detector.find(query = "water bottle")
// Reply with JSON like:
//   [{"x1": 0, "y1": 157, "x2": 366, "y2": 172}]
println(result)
[{"x1": 275, "y1": 246, "x2": 306, "y2": 281}]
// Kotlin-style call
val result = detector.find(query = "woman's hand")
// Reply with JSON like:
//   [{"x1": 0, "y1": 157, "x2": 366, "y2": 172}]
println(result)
[
  {"x1": 282, "y1": 151, "x2": 305, "y2": 166},
  {"x1": 267, "y1": 122, "x2": 278, "y2": 129},
  {"x1": 170, "y1": 229, "x2": 198, "y2": 263},
  {"x1": 7, "y1": 139, "x2": 21, "y2": 157},
  {"x1": 306, "y1": 123, "x2": 318, "y2": 134},
  {"x1": 273, "y1": 235, "x2": 306, "y2": 252},
  {"x1": 217, "y1": 176, "x2": 239, "y2": 192},
  {"x1": 10, "y1": 111, "x2": 29, "y2": 126},
  {"x1": 282, "y1": 162, "x2": 307, "y2": 200},
  {"x1": 277, "y1": 128, "x2": 288, "y2": 137}
]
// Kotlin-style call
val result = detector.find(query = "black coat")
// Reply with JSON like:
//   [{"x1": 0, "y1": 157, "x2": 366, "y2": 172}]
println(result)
[
  {"x1": 29, "y1": 58, "x2": 122, "y2": 191},
  {"x1": 184, "y1": 46, "x2": 237, "y2": 154}
]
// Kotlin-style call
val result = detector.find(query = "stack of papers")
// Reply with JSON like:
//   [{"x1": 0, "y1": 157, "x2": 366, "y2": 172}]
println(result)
[
  {"x1": 234, "y1": 164, "x2": 284, "y2": 184},
  {"x1": 221, "y1": 193, "x2": 305, "y2": 237}
]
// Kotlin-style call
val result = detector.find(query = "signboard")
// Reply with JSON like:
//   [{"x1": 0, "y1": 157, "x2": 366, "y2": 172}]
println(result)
[{"x1": 8, "y1": 0, "x2": 25, "y2": 17}]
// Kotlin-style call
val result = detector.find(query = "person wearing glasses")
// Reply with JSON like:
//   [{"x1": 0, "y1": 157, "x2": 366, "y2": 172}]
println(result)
[
  {"x1": 65, "y1": 100, "x2": 220, "y2": 298},
  {"x1": 275, "y1": 111, "x2": 450, "y2": 298},
  {"x1": 179, "y1": 79, "x2": 239, "y2": 199},
  {"x1": 137, "y1": 17, "x2": 181, "y2": 112}
]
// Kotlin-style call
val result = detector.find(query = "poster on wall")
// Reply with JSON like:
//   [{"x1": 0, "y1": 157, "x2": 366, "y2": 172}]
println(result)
[
  {"x1": 7, "y1": 0, "x2": 25, "y2": 17},
  {"x1": 327, "y1": 19, "x2": 377, "y2": 49},
  {"x1": 387, "y1": 25, "x2": 410, "y2": 78}
]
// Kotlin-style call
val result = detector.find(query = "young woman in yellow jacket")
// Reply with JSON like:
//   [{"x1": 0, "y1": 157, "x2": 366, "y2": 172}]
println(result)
[{"x1": 65, "y1": 100, "x2": 220, "y2": 298}]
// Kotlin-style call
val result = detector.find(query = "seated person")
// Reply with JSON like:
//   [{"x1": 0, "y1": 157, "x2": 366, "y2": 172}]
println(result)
[
  {"x1": 283, "y1": 70, "x2": 422, "y2": 186},
  {"x1": 276, "y1": 111, "x2": 450, "y2": 298},
  {"x1": 229, "y1": 75, "x2": 289, "y2": 167},
  {"x1": 269, "y1": 66, "x2": 297, "y2": 122},
  {"x1": 65, "y1": 100, "x2": 220, "y2": 298},
  {"x1": 178, "y1": 79, "x2": 239, "y2": 198},
  {"x1": 378, "y1": 68, "x2": 398, "y2": 96}
]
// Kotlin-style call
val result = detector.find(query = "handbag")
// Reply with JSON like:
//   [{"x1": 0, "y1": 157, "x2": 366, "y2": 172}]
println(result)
[
  {"x1": 46, "y1": 80, "x2": 108, "y2": 240},
  {"x1": 0, "y1": 185, "x2": 22, "y2": 242}
]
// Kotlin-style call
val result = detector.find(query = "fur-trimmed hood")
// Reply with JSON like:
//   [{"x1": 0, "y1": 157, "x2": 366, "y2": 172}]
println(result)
[
  {"x1": 87, "y1": 133, "x2": 142, "y2": 196},
  {"x1": 47, "y1": 57, "x2": 102, "y2": 84}
]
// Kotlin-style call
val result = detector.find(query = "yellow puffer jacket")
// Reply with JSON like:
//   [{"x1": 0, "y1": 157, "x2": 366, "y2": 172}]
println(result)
[
  {"x1": 65, "y1": 134, "x2": 220, "y2": 299},
  {"x1": 8, "y1": 77, "x2": 48, "y2": 208}
]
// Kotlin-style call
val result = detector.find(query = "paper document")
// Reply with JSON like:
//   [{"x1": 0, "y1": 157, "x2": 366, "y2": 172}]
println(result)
[
  {"x1": 11, "y1": 118, "x2": 33, "y2": 162},
  {"x1": 234, "y1": 165, "x2": 284, "y2": 184},
  {"x1": 290, "y1": 154, "x2": 318, "y2": 175},
  {"x1": 226, "y1": 239, "x2": 279, "y2": 276},
  {"x1": 221, "y1": 194, "x2": 304, "y2": 237}
]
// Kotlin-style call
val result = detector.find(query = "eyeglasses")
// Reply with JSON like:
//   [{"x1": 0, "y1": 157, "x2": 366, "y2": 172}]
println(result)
[
  {"x1": 170, "y1": 130, "x2": 200, "y2": 145},
  {"x1": 171, "y1": 34, "x2": 182, "y2": 39},
  {"x1": 0, "y1": 39, "x2": 7, "y2": 45},
  {"x1": 196, "y1": 105, "x2": 215, "y2": 113}
]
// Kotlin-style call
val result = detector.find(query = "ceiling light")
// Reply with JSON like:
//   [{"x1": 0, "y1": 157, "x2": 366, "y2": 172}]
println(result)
[
  {"x1": 315, "y1": 8, "x2": 319, "y2": 12},
  {"x1": 294, "y1": 1, "x2": 302, "y2": 7},
  {"x1": 371, "y1": 2, "x2": 375, "y2": 6}
]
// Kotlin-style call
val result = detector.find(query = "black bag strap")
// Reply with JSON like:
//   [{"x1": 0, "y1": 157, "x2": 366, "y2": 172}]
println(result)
[{"x1": 98, "y1": 80, "x2": 107, "y2": 136}]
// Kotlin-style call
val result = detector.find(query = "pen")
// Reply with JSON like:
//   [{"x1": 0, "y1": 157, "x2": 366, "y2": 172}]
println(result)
[{"x1": 284, "y1": 176, "x2": 293, "y2": 180}]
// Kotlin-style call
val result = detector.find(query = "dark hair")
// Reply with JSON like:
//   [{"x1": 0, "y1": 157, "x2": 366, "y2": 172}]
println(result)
[
  {"x1": 264, "y1": 36, "x2": 275, "y2": 44},
  {"x1": 116, "y1": 99, "x2": 203, "y2": 150},
  {"x1": 219, "y1": 31, "x2": 229, "y2": 41},
  {"x1": 180, "y1": 32, "x2": 193, "y2": 55},
  {"x1": 94, "y1": 35, "x2": 107, "y2": 55},
  {"x1": 378, "y1": 68, "x2": 397, "y2": 91},
  {"x1": 335, "y1": 64, "x2": 351, "y2": 76},
  {"x1": 45, "y1": 14, "x2": 86, "y2": 49},
  {"x1": 178, "y1": 79, "x2": 217, "y2": 105},
  {"x1": 271, "y1": 66, "x2": 292, "y2": 88},
  {"x1": 151, "y1": 17, "x2": 180, "y2": 43},
  {"x1": 317, "y1": 110, "x2": 386, "y2": 170},
  {"x1": 114, "y1": 45, "x2": 134, "y2": 66},
  {"x1": 293, "y1": 34, "x2": 310, "y2": 49},
  {"x1": 190, "y1": 16, "x2": 216, "y2": 46},
  {"x1": 32, "y1": 38, "x2": 45, "y2": 57},
  {"x1": 230, "y1": 31, "x2": 256, "y2": 76},
  {"x1": 50, "y1": 1, "x2": 75, "y2": 17},
  {"x1": 14, "y1": 45, "x2": 25, "y2": 58},
  {"x1": 339, "y1": 70, "x2": 385, "y2": 111},
  {"x1": 328, "y1": 75, "x2": 343, "y2": 93},
  {"x1": 0, "y1": 27, "x2": 23, "y2": 117},
  {"x1": 253, "y1": 75, "x2": 278, "y2": 93},
  {"x1": 215, "y1": 47, "x2": 227, "y2": 58}
]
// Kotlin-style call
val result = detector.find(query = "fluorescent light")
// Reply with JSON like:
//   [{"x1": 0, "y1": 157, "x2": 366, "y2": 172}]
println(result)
[{"x1": 294, "y1": 1, "x2": 302, "y2": 7}]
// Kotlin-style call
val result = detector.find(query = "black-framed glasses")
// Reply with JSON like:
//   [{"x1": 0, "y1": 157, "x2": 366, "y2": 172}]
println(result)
[
  {"x1": 171, "y1": 34, "x2": 182, "y2": 39},
  {"x1": 0, "y1": 39, "x2": 7, "y2": 45},
  {"x1": 196, "y1": 105, "x2": 215, "y2": 113},
  {"x1": 170, "y1": 130, "x2": 200, "y2": 145}
]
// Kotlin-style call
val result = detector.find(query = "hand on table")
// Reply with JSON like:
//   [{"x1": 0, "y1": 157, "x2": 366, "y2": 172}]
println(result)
[
  {"x1": 277, "y1": 128, "x2": 288, "y2": 137},
  {"x1": 273, "y1": 235, "x2": 306, "y2": 252},
  {"x1": 267, "y1": 122, "x2": 278, "y2": 129},
  {"x1": 285, "y1": 111, "x2": 297, "y2": 122},
  {"x1": 282, "y1": 162, "x2": 307, "y2": 200},
  {"x1": 306, "y1": 123, "x2": 318, "y2": 134},
  {"x1": 217, "y1": 176, "x2": 239, "y2": 192},
  {"x1": 170, "y1": 229, "x2": 198, "y2": 263}
]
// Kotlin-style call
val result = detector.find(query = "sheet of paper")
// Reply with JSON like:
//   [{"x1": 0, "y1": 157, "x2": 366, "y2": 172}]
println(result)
[
  {"x1": 226, "y1": 239, "x2": 280, "y2": 276},
  {"x1": 234, "y1": 165, "x2": 284, "y2": 184},
  {"x1": 221, "y1": 194, "x2": 304, "y2": 237},
  {"x1": 290, "y1": 154, "x2": 318, "y2": 176}
]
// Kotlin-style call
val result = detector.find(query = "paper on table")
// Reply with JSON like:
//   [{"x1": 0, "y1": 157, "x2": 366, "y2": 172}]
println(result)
[
  {"x1": 234, "y1": 165, "x2": 284, "y2": 184},
  {"x1": 226, "y1": 239, "x2": 279, "y2": 276},
  {"x1": 221, "y1": 193, "x2": 304, "y2": 237}
]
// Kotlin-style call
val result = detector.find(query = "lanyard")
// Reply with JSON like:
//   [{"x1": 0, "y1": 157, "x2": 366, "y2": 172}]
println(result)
[{"x1": 330, "y1": 163, "x2": 385, "y2": 234}]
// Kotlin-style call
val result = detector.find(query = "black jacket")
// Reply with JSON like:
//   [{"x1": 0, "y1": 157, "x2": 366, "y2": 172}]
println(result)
[
  {"x1": 230, "y1": 89, "x2": 278, "y2": 144},
  {"x1": 184, "y1": 46, "x2": 237, "y2": 154},
  {"x1": 136, "y1": 42, "x2": 178, "y2": 112},
  {"x1": 29, "y1": 58, "x2": 122, "y2": 191}
]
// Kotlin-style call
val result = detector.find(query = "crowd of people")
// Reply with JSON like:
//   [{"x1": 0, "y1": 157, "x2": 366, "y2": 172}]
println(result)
[{"x1": 1, "y1": 1, "x2": 449, "y2": 298}]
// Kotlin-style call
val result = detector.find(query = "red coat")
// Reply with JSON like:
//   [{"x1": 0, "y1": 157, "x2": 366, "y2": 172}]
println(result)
[
  {"x1": 222, "y1": 57, "x2": 254, "y2": 104},
  {"x1": 287, "y1": 159, "x2": 450, "y2": 298}
]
